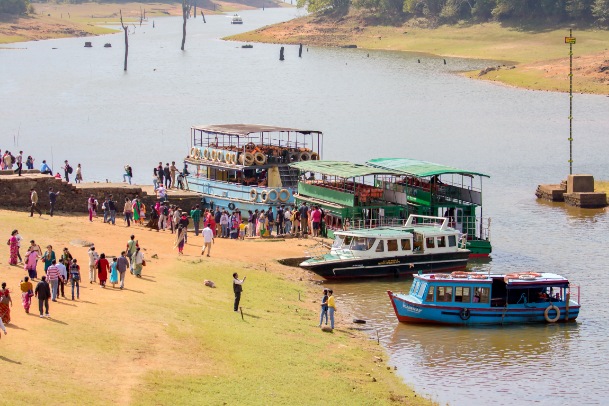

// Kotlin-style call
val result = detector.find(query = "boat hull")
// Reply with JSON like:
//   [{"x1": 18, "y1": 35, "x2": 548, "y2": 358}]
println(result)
[
  {"x1": 466, "y1": 239, "x2": 492, "y2": 258},
  {"x1": 387, "y1": 291, "x2": 580, "y2": 325},
  {"x1": 301, "y1": 251, "x2": 470, "y2": 280}
]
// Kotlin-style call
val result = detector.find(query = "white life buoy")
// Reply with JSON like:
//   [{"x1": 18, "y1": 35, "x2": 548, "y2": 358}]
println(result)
[
  {"x1": 278, "y1": 189, "x2": 290, "y2": 202},
  {"x1": 519, "y1": 274, "x2": 536, "y2": 280},
  {"x1": 244, "y1": 152, "x2": 255, "y2": 166},
  {"x1": 190, "y1": 147, "x2": 197, "y2": 158},
  {"x1": 211, "y1": 150, "x2": 218, "y2": 161},
  {"x1": 249, "y1": 188, "x2": 258, "y2": 201},
  {"x1": 267, "y1": 189, "x2": 278, "y2": 202},
  {"x1": 544, "y1": 304, "x2": 560, "y2": 323},
  {"x1": 254, "y1": 152, "x2": 266, "y2": 165},
  {"x1": 225, "y1": 151, "x2": 232, "y2": 164},
  {"x1": 230, "y1": 152, "x2": 237, "y2": 165},
  {"x1": 203, "y1": 148, "x2": 209, "y2": 159}
]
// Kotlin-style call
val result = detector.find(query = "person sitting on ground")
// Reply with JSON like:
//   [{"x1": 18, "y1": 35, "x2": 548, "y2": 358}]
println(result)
[{"x1": 40, "y1": 160, "x2": 52, "y2": 175}]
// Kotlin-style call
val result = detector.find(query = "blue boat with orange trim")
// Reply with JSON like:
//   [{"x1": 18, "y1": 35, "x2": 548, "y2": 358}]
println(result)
[{"x1": 388, "y1": 271, "x2": 580, "y2": 325}]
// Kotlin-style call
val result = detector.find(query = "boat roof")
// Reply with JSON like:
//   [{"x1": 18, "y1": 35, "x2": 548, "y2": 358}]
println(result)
[
  {"x1": 366, "y1": 158, "x2": 490, "y2": 178},
  {"x1": 335, "y1": 224, "x2": 456, "y2": 238},
  {"x1": 191, "y1": 124, "x2": 322, "y2": 136},
  {"x1": 290, "y1": 160, "x2": 396, "y2": 178},
  {"x1": 415, "y1": 272, "x2": 570, "y2": 286}
]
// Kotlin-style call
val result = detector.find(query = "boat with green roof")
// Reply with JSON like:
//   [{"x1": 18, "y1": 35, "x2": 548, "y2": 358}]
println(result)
[{"x1": 300, "y1": 215, "x2": 470, "y2": 280}]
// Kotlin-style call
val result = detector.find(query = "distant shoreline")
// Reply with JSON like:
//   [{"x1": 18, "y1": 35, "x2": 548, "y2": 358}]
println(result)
[{"x1": 227, "y1": 13, "x2": 609, "y2": 95}]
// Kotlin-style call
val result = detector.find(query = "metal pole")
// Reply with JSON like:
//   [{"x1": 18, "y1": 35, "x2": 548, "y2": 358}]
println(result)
[{"x1": 568, "y1": 28, "x2": 573, "y2": 175}]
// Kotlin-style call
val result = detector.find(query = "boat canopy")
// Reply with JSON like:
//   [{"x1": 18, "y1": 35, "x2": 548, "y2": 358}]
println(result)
[
  {"x1": 192, "y1": 124, "x2": 322, "y2": 137},
  {"x1": 366, "y1": 158, "x2": 490, "y2": 178},
  {"x1": 290, "y1": 160, "x2": 396, "y2": 178}
]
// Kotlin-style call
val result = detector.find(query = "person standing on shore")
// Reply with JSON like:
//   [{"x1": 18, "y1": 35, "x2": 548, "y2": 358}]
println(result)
[
  {"x1": 97, "y1": 253, "x2": 109, "y2": 288},
  {"x1": 20, "y1": 276, "x2": 33, "y2": 314},
  {"x1": 0, "y1": 283, "x2": 12, "y2": 324},
  {"x1": 34, "y1": 275, "x2": 51, "y2": 318},
  {"x1": 8, "y1": 230, "x2": 19, "y2": 266},
  {"x1": 108, "y1": 195, "x2": 117, "y2": 225},
  {"x1": 40, "y1": 160, "x2": 52, "y2": 176},
  {"x1": 75, "y1": 163, "x2": 83, "y2": 183},
  {"x1": 319, "y1": 288, "x2": 329, "y2": 327},
  {"x1": 42, "y1": 245, "x2": 56, "y2": 274},
  {"x1": 48, "y1": 187, "x2": 60, "y2": 217},
  {"x1": 126, "y1": 235, "x2": 138, "y2": 273},
  {"x1": 87, "y1": 194, "x2": 97, "y2": 222},
  {"x1": 62, "y1": 160, "x2": 72, "y2": 182},
  {"x1": 163, "y1": 163, "x2": 171, "y2": 188},
  {"x1": 46, "y1": 259, "x2": 60, "y2": 302},
  {"x1": 109, "y1": 257, "x2": 119, "y2": 288},
  {"x1": 88, "y1": 246, "x2": 99, "y2": 284},
  {"x1": 175, "y1": 225, "x2": 186, "y2": 255},
  {"x1": 14, "y1": 151, "x2": 23, "y2": 176},
  {"x1": 123, "y1": 165, "x2": 133, "y2": 184},
  {"x1": 327, "y1": 289, "x2": 336, "y2": 330},
  {"x1": 190, "y1": 205, "x2": 201, "y2": 236},
  {"x1": 24, "y1": 241, "x2": 42, "y2": 280},
  {"x1": 69, "y1": 259, "x2": 81, "y2": 300},
  {"x1": 201, "y1": 224, "x2": 214, "y2": 257},
  {"x1": 170, "y1": 161, "x2": 178, "y2": 188},
  {"x1": 56, "y1": 258, "x2": 67, "y2": 299},
  {"x1": 117, "y1": 251, "x2": 128, "y2": 289},
  {"x1": 132, "y1": 247, "x2": 145, "y2": 278},
  {"x1": 299, "y1": 202, "x2": 309, "y2": 235},
  {"x1": 26, "y1": 155, "x2": 34, "y2": 170},
  {"x1": 30, "y1": 188, "x2": 42, "y2": 217},
  {"x1": 232, "y1": 273, "x2": 245, "y2": 312},
  {"x1": 123, "y1": 197, "x2": 133, "y2": 227}
]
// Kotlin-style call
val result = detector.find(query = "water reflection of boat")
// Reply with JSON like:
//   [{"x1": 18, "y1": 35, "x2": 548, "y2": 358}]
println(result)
[
  {"x1": 388, "y1": 271, "x2": 580, "y2": 325},
  {"x1": 300, "y1": 215, "x2": 470, "y2": 280}
]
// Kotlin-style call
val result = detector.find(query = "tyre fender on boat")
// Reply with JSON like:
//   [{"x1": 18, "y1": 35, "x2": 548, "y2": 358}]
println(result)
[
  {"x1": 254, "y1": 152, "x2": 266, "y2": 165},
  {"x1": 249, "y1": 188, "x2": 258, "y2": 201},
  {"x1": 300, "y1": 151, "x2": 311, "y2": 161},
  {"x1": 244, "y1": 152, "x2": 255, "y2": 166},
  {"x1": 267, "y1": 189, "x2": 278, "y2": 202},
  {"x1": 278, "y1": 189, "x2": 290, "y2": 202},
  {"x1": 310, "y1": 152, "x2": 319, "y2": 160},
  {"x1": 228, "y1": 202, "x2": 236, "y2": 211},
  {"x1": 544, "y1": 304, "x2": 560, "y2": 323},
  {"x1": 459, "y1": 308, "x2": 471, "y2": 321},
  {"x1": 289, "y1": 152, "x2": 300, "y2": 162}
]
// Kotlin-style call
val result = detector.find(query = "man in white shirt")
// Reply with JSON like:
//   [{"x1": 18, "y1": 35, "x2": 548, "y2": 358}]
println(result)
[
  {"x1": 201, "y1": 225, "x2": 215, "y2": 257},
  {"x1": 88, "y1": 246, "x2": 99, "y2": 284},
  {"x1": 157, "y1": 185, "x2": 167, "y2": 202},
  {"x1": 56, "y1": 258, "x2": 68, "y2": 299}
]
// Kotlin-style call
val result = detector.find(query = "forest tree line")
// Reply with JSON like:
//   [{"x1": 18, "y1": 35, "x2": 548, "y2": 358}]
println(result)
[{"x1": 298, "y1": 0, "x2": 609, "y2": 26}]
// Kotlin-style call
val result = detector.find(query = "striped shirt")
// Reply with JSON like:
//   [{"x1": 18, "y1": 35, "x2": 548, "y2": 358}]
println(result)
[{"x1": 46, "y1": 265, "x2": 60, "y2": 281}]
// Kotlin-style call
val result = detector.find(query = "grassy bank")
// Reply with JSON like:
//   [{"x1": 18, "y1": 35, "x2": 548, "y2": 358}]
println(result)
[
  {"x1": 228, "y1": 13, "x2": 609, "y2": 94},
  {"x1": 0, "y1": 209, "x2": 429, "y2": 405}
]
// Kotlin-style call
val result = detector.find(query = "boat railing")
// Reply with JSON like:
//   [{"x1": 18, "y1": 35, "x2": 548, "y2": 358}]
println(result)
[
  {"x1": 304, "y1": 242, "x2": 330, "y2": 260},
  {"x1": 405, "y1": 215, "x2": 449, "y2": 230},
  {"x1": 350, "y1": 218, "x2": 405, "y2": 230},
  {"x1": 568, "y1": 284, "x2": 581, "y2": 305}
]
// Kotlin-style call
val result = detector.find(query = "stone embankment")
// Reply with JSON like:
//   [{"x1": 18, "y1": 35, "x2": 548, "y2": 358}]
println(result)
[{"x1": 0, "y1": 173, "x2": 203, "y2": 214}]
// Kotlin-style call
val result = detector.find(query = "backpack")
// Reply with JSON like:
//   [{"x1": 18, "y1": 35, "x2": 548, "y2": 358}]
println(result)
[
  {"x1": 10, "y1": 155, "x2": 15, "y2": 164},
  {"x1": 67, "y1": 165, "x2": 73, "y2": 174},
  {"x1": 163, "y1": 207, "x2": 169, "y2": 216},
  {"x1": 70, "y1": 264, "x2": 81, "y2": 281}
]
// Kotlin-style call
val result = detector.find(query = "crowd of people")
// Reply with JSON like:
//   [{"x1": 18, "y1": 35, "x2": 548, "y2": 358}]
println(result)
[
  {"x1": 153, "y1": 161, "x2": 189, "y2": 191},
  {"x1": 3, "y1": 229, "x2": 145, "y2": 319}
]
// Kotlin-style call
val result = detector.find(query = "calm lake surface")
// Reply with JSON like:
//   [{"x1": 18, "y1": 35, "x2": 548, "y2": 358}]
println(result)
[{"x1": 2, "y1": 8, "x2": 609, "y2": 405}]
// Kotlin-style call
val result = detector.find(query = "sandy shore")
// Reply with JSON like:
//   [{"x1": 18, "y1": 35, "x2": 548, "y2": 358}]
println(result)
[{"x1": 0, "y1": 208, "x2": 428, "y2": 404}]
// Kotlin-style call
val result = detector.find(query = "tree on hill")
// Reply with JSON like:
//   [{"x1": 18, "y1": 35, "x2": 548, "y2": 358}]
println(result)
[{"x1": 0, "y1": 0, "x2": 31, "y2": 14}]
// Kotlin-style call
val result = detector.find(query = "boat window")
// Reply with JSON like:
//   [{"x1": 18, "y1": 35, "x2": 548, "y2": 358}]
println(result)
[
  {"x1": 400, "y1": 239, "x2": 412, "y2": 251},
  {"x1": 454, "y1": 286, "x2": 471, "y2": 303},
  {"x1": 437, "y1": 236, "x2": 446, "y2": 248},
  {"x1": 366, "y1": 238, "x2": 376, "y2": 250},
  {"x1": 351, "y1": 237, "x2": 368, "y2": 251},
  {"x1": 473, "y1": 287, "x2": 490, "y2": 304},
  {"x1": 448, "y1": 235, "x2": 457, "y2": 247},
  {"x1": 332, "y1": 236, "x2": 345, "y2": 249},
  {"x1": 375, "y1": 240, "x2": 385, "y2": 252},
  {"x1": 426, "y1": 237, "x2": 435, "y2": 249},
  {"x1": 387, "y1": 240, "x2": 398, "y2": 252},
  {"x1": 416, "y1": 282, "x2": 427, "y2": 297},
  {"x1": 425, "y1": 286, "x2": 435, "y2": 302},
  {"x1": 436, "y1": 286, "x2": 453, "y2": 302},
  {"x1": 409, "y1": 280, "x2": 418, "y2": 295},
  {"x1": 343, "y1": 235, "x2": 353, "y2": 246}
]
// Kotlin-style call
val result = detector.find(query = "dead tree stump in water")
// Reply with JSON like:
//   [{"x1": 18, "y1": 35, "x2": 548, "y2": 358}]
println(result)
[
  {"x1": 280, "y1": 47, "x2": 285, "y2": 61},
  {"x1": 299, "y1": 43, "x2": 302, "y2": 58},
  {"x1": 201, "y1": 10, "x2": 206, "y2": 23},
  {"x1": 120, "y1": 10, "x2": 129, "y2": 71}
]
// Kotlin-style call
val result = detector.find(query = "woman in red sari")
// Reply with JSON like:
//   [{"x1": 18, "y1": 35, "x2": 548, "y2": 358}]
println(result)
[
  {"x1": 0, "y1": 282, "x2": 12, "y2": 324},
  {"x1": 97, "y1": 253, "x2": 110, "y2": 288},
  {"x1": 8, "y1": 230, "x2": 19, "y2": 265}
]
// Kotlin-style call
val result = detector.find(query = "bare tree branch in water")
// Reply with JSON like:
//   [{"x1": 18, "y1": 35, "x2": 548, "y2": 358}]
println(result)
[
  {"x1": 120, "y1": 10, "x2": 129, "y2": 71},
  {"x1": 181, "y1": 0, "x2": 193, "y2": 51}
]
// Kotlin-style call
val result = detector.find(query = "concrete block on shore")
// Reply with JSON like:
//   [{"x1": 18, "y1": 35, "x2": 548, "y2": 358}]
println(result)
[
  {"x1": 564, "y1": 192, "x2": 608, "y2": 208},
  {"x1": 535, "y1": 184, "x2": 566, "y2": 202},
  {"x1": 567, "y1": 174, "x2": 595, "y2": 193}
]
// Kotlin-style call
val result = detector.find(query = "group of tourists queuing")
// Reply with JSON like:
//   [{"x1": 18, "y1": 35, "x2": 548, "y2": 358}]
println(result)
[
  {"x1": 4, "y1": 231, "x2": 145, "y2": 319},
  {"x1": 244, "y1": 202, "x2": 326, "y2": 238},
  {"x1": 152, "y1": 161, "x2": 189, "y2": 191},
  {"x1": 85, "y1": 194, "x2": 148, "y2": 226}
]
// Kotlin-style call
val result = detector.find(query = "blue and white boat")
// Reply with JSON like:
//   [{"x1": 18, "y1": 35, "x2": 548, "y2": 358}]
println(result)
[
  {"x1": 388, "y1": 271, "x2": 580, "y2": 325},
  {"x1": 184, "y1": 124, "x2": 323, "y2": 212}
]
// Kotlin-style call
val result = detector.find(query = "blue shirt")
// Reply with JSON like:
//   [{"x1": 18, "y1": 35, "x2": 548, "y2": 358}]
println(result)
[{"x1": 40, "y1": 163, "x2": 51, "y2": 172}]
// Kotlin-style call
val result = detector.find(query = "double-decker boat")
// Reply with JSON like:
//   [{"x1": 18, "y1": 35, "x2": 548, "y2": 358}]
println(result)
[
  {"x1": 300, "y1": 215, "x2": 470, "y2": 280},
  {"x1": 388, "y1": 271, "x2": 580, "y2": 325},
  {"x1": 184, "y1": 124, "x2": 323, "y2": 212}
]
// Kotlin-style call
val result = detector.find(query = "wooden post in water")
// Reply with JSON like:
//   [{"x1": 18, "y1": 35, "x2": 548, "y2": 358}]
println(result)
[
  {"x1": 279, "y1": 47, "x2": 284, "y2": 61},
  {"x1": 194, "y1": 0, "x2": 197, "y2": 18},
  {"x1": 201, "y1": 10, "x2": 206, "y2": 23},
  {"x1": 120, "y1": 10, "x2": 129, "y2": 71},
  {"x1": 298, "y1": 43, "x2": 303, "y2": 58}
]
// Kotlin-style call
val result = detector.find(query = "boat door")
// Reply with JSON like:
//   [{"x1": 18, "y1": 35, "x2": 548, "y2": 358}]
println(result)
[{"x1": 454, "y1": 208, "x2": 464, "y2": 233}]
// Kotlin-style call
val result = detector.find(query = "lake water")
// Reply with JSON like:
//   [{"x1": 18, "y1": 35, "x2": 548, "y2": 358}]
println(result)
[{"x1": 2, "y1": 7, "x2": 609, "y2": 405}]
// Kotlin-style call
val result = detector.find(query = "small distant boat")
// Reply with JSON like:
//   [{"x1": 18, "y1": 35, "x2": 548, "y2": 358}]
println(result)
[
  {"x1": 388, "y1": 271, "x2": 581, "y2": 325},
  {"x1": 241, "y1": 44, "x2": 253, "y2": 49},
  {"x1": 300, "y1": 215, "x2": 470, "y2": 280},
  {"x1": 231, "y1": 14, "x2": 243, "y2": 24}
]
